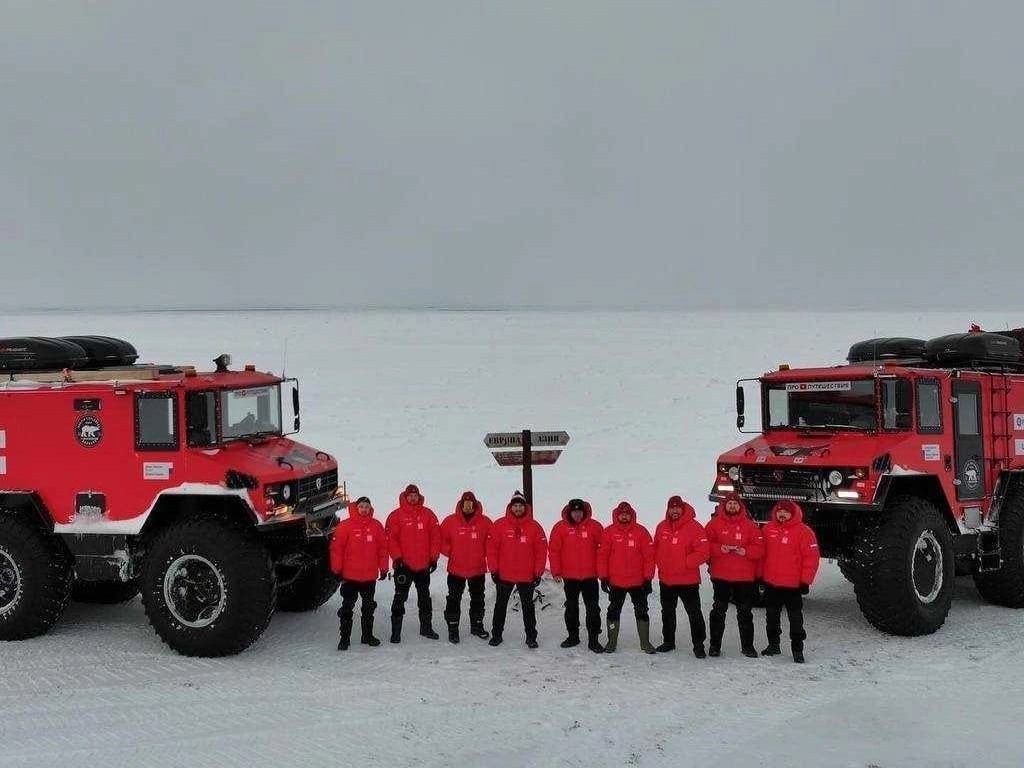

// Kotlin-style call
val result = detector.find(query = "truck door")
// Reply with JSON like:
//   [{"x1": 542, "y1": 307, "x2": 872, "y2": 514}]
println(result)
[{"x1": 952, "y1": 380, "x2": 985, "y2": 501}]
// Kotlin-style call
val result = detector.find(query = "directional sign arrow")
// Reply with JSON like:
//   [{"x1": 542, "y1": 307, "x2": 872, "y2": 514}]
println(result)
[
  {"x1": 492, "y1": 450, "x2": 563, "y2": 467},
  {"x1": 484, "y1": 431, "x2": 570, "y2": 450}
]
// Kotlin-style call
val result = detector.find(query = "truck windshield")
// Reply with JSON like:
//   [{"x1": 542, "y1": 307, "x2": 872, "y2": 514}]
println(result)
[
  {"x1": 765, "y1": 380, "x2": 877, "y2": 431},
  {"x1": 220, "y1": 385, "x2": 283, "y2": 440}
]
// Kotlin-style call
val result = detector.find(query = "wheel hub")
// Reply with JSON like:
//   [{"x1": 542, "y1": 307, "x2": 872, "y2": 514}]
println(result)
[
  {"x1": 162, "y1": 554, "x2": 227, "y2": 628},
  {"x1": 912, "y1": 530, "x2": 943, "y2": 604},
  {"x1": 0, "y1": 548, "x2": 23, "y2": 616}
]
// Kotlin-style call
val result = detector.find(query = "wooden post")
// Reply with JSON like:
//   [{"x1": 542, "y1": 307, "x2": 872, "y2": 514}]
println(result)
[{"x1": 522, "y1": 428, "x2": 533, "y2": 505}]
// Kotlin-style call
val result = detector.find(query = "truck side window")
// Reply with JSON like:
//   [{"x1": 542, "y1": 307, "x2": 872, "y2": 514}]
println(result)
[
  {"x1": 881, "y1": 378, "x2": 912, "y2": 430},
  {"x1": 186, "y1": 391, "x2": 217, "y2": 447},
  {"x1": 135, "y1": 392, "x2": 179, "y2": 450},
  {"x1": 916, "y1": 380, "x2": 943, "y2": 434}
]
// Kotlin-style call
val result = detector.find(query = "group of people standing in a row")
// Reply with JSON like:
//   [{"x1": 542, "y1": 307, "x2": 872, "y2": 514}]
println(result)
[{"x1": 328, "y1": 485, "x2": 820, "y2": 662}]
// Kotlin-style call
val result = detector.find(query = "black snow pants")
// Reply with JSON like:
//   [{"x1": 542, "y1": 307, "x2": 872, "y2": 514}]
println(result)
[
  {"x1": 659, "y1": 583, "x2": 706, "y2": 647},
  {"x1": 708, "y1": 578, "x2": 755, "y2": 650},
  {"x1": 491, "y1": 580, "x2": 537, "y2": 641},
  {"x1": 391, "y1": 565, "x2": 432, "y2": 627},
  {"x1": 764, "y1": 585, "x2": 806, "y2": 651},
  {"x1": 563, "y1": 578, "x2": 601, "y2": 637},
  {"x1": 444, "y1": 574, "x2": 486, "y2": 628},
  {"x1": 606, "y1": 585, "x2": 649, "y2": 623}
]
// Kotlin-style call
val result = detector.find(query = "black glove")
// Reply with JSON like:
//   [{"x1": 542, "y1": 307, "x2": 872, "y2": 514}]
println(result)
[
  {"x1": 378, "y1": 570, "x2": 388, "y2": 581},
  {"x1": 800, "y1": 583, "x2": 810, "y2": 595},
  {"x1": 393, "y1": 559, "x2": 405, "y2": 573},
  {"x1": 429, "y1": 560, "x2": 438, "y2": 574},
  {"x1": 643, "y1": 580, "x2": 653, "y2": 596},
  {"x1": 600, "y1": 579, "x2": 610, "y2": 594},
  {"x1": 491, "y1": 572, "x2": 501, "y2": 585},
  {"x1": 532, "y1": 577, "x2": 541, "y2": 588}
]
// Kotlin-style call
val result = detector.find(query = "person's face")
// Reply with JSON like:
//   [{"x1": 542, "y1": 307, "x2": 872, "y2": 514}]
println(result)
[
  {"x1": 357, "y1": 501, "x2": 372, "y2": 516},
  {"x1": 617, "y1": 510, "x2": 632, "y2": 524},
  {"x1": 775, "y1": 508, "x2": 792, "y2": 523},
  {"x1": 725, "y1": 499, "x2": 741, "y2": 515},
  {"x1": 668, "y1": 505, "x2": 683, "y2": 521},
  {"x1": 406, "y1": 491, "x2": 420, "y2": 506},
  {"x1": 462, "y1": 499, "x2": 476, "y2": 514},
  {"x1": 570, "y1": 508, "x2": 585, "y2": 523},
  {"x1": 511, "y1": 502, "x2": 526, "y2": 517}
]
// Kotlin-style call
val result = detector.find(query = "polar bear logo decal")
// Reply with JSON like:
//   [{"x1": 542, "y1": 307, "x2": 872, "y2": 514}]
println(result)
[
  {"x1": 75, "y1": 415, "x2": 102, "y2": 447},
  {"x1": 963, "y1": 459, "x2": 981, "y2": 491}
]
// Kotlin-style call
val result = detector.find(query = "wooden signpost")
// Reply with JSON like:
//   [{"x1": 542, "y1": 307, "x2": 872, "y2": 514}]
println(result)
[{"x1": 484, "y1": 429, "x2": 570, "y2": 504}]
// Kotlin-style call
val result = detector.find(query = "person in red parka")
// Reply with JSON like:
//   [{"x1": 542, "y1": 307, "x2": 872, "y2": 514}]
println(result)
[
  {"x1": 761, "y1": 499, "x2": 820, "y2": 663},
  {"x1": 385, "y1": 484, "x2": 441, "y2": 642},
  {"x1": 329, "y1": 496, "x2": 389, "y2": 650},
  {"x1": 549, "y1": 498, "x2": 605, "y2": 653},
  {"x1": 486, "y1": 491, "x2": 548, "y2": 648},
  {"x1": 653, "y1": 495, "x2": 710, "y2": 657},
  {"x1": 440, "y1": 490, "x2": 492, "y2": 643},
  {"x1": 705, "y1": 492, "x2": 763, "y2": 658},
  {"x1": 597, "y1": 502, "x2": 656, "y2": 654}
]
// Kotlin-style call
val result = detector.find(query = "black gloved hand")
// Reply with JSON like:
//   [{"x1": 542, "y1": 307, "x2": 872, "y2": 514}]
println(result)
[
  {"x1": 393, "y1": 559, "x2": 405, "y2": 573},
  {"x1": 800, "y1": 583, "x2": 810, "y2": 595},
  {"x1": 600, "y1": 579, "x2": 610, "y2": 594},
  {"x1": 491, "y1": 572, "x2": 501, "y2": 586},
  {"x1": 378, "y1": 570, "x2": 388, "y2": 581},
  {"x1": 643, "y1": 580, "x2": 653, "y2": 596},
  {"x1": 429, "y1": 560, "x2": 438, "y2": 574},
  {"x1": 532, "y1": 577, "x2": 541, "y2": 588}
]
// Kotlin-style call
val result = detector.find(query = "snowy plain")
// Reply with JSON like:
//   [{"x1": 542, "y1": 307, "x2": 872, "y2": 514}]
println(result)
[{"x1": 1, "y1": 308, "x2": 1023, "y2": 768}]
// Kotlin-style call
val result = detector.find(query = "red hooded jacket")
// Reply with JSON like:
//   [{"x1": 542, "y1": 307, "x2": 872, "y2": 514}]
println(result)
[
  {"x1": 548, "y1": 501, "x2": 604, "y2": 580},
  {"x1": 705, "y1": 493, "x2": 764, "y2": 583},
  {"x1": 385, "y1": 486, "x2": 441, "y2": 572},
  {"x1": 440, "y1": 491, "x2": 492, "y2": 578},
  {"x1": 654, "y1": 497, "x2": 709, "y2": 587},
  {"x1": 329, "y1": 502, "x2": 389, "y2": 582},
  {"x1": 486, "y1": 502, "x2": 548, "y2": 583},
  {"x1": 762, "y1": 500, "x2": 820, "y2": 589},
  {"x1": 597, "y1": 502, "x2": 655, "y2": 589}
]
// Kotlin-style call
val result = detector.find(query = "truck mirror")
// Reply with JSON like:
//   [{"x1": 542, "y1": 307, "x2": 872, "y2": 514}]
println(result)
[
  {"x1": 292, "y1": 385, "x2": 300, "y2": 431},
  {"x1": 736, "y1": 386, "x2": 745, "y2": 417}
]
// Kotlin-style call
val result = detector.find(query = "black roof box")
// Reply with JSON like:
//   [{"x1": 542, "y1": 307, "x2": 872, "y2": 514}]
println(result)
[
  {"x1": 847, "y1": 338, "x2": 927, "y2": 364},
  {"x1": 59, "y1": 336, "x2": 138, "y2": 368},
  {"x1": 924, "y1": 332, "x2": 1022, "y2": 365},
  {"x1": 0, "y1": 337, "x2": 90, "y2": 372}
]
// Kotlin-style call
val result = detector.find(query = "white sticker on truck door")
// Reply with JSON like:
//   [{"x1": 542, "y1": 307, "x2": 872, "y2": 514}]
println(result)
[
  {"x1": 0, "y1": 429, "x2": 6, "y2": 449},
  {"x1": 1016, "y1": 439, "x2": 1024, "y2": 457},
  {"x1": 922, "y1": 444, "x2": 941, "y2": 461},
  {"x1": 1014, "y1": 414, "x2": 1024, "y2": 432},
  {"x1": 143, "y1": 462, "x2": 173, "y2": 480},
  {"x1": 0, "y1": 456, "x2": 6, "y2": 475}
]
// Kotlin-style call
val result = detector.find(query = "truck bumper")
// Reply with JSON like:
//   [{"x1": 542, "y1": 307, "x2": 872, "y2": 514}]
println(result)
[{"x1": 257, "y1": 495, "x2": 343, "y2": 537}]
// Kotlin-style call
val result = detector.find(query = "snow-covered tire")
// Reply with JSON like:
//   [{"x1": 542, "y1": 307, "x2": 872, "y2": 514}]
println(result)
[
  {"x1": 72, "y1": 579, "x2": 140, "y2": 605},
  {"x1": 141, "y1": 516, "x2": 276, "y2": 657},
  {"x1": 852, "y1": 495, "x2": 954, "y2": 636},
  {"x1": 0, "y1": 514, "x2": 73, "y2": 640},
  {"x1": 974, "y1": 490, "x2": 1024, "y2": 607},
  {"x1": 276, "y1": 557, "x2": 339, "y2": 612},
  {"x1": 838, "y1": 558, "x2": 861, "y2": 584}
]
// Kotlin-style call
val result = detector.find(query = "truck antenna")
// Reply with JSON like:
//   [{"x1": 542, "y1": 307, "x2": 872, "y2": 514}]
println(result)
[{"x1": 282, "y1": 337, "x2": 288, "y2": 379}]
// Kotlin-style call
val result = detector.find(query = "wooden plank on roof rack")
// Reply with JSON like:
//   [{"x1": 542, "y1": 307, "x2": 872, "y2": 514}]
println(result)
[{"x1": 6, "y1": 365, "x2": 161, "y2": 383}]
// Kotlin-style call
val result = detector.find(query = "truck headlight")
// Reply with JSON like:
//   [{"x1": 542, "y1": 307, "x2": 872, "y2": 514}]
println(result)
[
  {"x1": 264, "y1": 482, "x2": 297, "y2": 505},
  {"x1": 828, "y1": 470, "x2": 844, "y2": 487},
  {"x1": 728, "y1": 466, "x2": 741, "y2": 481}
]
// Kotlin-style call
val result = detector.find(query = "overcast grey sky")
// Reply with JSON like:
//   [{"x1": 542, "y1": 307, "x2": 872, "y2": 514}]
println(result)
[{"x1": 2, "y1": 2, "x2": 1022, "y2": 310}]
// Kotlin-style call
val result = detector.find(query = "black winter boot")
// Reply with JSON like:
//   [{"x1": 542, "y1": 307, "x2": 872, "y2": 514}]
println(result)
[
  {"x1": 605, "y1": 622, "x2": 620, "y2": 653},
  {"x1": 693, "y1": 644, "x2": 706, "y2": 659},
  {"x1": 420, "y1": 610, "x2": 439, "y2": 639},
  {"x1": 655, "y1": 641, "x2": 675, "y2": 653},
  {"x1": 587, "y1": 630, "x2": 604, "y2": 654},
  {"x1": 448, "y1": 622, "x2": 460, "y2": 644},
  {"x1": 488, "y1": 634, "x2": 503, "y2": 647},
  {"x1": 360, "y1": 614, "x2": 380, "y2": 647},
  {"x1": 762, "y1": 642, "x2": 782, "y2": 656},
  {"x1": 560, "y1": 632, "x2": 581, "y2": 649},
  {"x1": 390, "y1": 615, "x2": 402, "y2": 644},
  {"x1": 637, "y1": 620, "x2": 657, "y2": 655},
  {"x1": 525, "y1": 636, "x2": 539, "y2": 649},
  {"x1": 337, "y1": 615, "x2": 353, "y2": 651},
  {"x1": 741, "y1": 645, "x2": 759, "y2": 658},
  {"x1": 792, "y1": 642, "x2": 805, "y2": 663},
  {"x1": 470, "y1": 622, "x2": 490, "y2": 640}
]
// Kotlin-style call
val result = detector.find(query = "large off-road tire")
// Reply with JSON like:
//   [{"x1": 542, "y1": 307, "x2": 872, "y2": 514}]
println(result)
[
  {"x1": 276, "y1": 556, "x2": 339, "y2": 612},
  {"x1": 141, "y1": 516, "x2": 277, "y2": 657},
  {"x1": 838, "y1": 557, "x2": 861, "y2": 584},
  {"x1": 72, "y1": 579, "x2": 140, "y2": 605},
  {"x1": 0, "y1": 514, "x2": 73, "y2": 640},
  {"x1": 974, "y1": 489, "x2": 1024, "y2": 607},
  {"x1": 852, "y1": 495, "x2": 954, "y2": 636}
]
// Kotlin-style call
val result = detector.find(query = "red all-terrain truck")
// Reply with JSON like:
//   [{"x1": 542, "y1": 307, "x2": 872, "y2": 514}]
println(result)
[
  {"x1": 0, "y1": 337, "x2": 344, "y2": 656},
  {"x1": 712, "y1": 328, "x2": 1024, "y2": 636}
]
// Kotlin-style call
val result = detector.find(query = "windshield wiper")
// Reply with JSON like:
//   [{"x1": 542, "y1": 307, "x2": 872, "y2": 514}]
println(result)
[{"x1": 795, "y1": 424, "x2": 866, "y2": 433}]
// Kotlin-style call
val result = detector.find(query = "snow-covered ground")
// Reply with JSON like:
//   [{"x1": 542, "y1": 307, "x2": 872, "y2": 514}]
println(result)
[{"x1": 2, "y1": 309, "x2": 1023, "y2": 768}]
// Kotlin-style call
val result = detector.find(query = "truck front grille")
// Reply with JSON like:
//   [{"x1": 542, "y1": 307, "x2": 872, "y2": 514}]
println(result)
[{"x1": 297, "y1": 469, "x2": 338, "y2": 503}]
